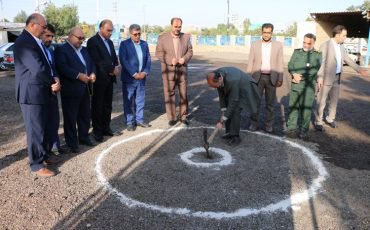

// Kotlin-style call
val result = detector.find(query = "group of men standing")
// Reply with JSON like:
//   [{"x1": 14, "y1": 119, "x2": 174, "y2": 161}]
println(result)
[
  {"x1": 15, "y1": 14, "x2": 128, "y2": 177},
  {"x1": 14, "y1": 13, "x2": 192, "y2": 177},
  {"x1": 15, "y1": 12, "x2": 367, "y2": 177},
  {"x1": 207, "y1": 23, "x2": 367, "y2": 145}
]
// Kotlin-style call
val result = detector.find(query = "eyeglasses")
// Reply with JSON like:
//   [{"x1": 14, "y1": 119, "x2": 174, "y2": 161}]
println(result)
[
  {"x1": 72, "y1": 34, "x2": 85, "y2": 41},
  {"x1": 132, "y1": 32, "x2": 141, "y2": 37},
  {"x1": 35, "y1": 22, "x2": 47, "y2": 29}
]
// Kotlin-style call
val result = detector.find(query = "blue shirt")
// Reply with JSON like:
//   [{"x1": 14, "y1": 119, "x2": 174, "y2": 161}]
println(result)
[{"x1": 132, "y1": 40, "x2": 143, "y2": 75}]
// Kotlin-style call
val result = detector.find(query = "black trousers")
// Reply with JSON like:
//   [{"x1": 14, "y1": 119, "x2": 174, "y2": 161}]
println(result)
[
  {"x1": 61, "y1": 90, "x2": 91, "y2": 149},
  {"x1": 251, "y1": 74, "x2": 276, "y2": 129},
  {"x1": 91, "y1": 81, "x2": 113, "y2": 136},
  {"x1": 20, "y1": 103, "x2": 49, "y2": 171}
]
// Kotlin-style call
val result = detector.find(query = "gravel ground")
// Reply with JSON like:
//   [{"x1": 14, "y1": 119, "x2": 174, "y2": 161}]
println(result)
[{"x1": 0, "y1": 52, "x2": 369, "y2": 229}]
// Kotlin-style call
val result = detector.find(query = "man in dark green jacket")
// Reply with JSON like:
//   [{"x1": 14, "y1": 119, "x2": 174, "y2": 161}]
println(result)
[
  {"x1": 286, "y1": 33, "x2": 321, "y2": 139},
  {"x1": 207, "y1": 67, "x2": 261, "y2": 145}
]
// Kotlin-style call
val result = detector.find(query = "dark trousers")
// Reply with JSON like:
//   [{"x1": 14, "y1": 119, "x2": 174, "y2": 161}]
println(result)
[
  {"x1": 61, "y1": 90, "x2": 91, "y2": 149},
  {"x1": 92, "y1": 81, "x2": 113, "y2": 136},
  {"x1": 122, "y1": 81, "x2": 146, "y2": 125},
  {"x1": 251, "y1": 74, "x2": 276, "y2": 129},
  {"x1": 20, "y1": 103, "x2": 49, "y2": 172},
  {"x1": 46, "y1": 95, "x2": 60, "y2": 150},
  {"x1": 225, "y1": 109, "x2": 241, "y2": 136}
]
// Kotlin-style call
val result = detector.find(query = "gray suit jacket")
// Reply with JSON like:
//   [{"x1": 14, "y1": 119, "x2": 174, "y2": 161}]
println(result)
[
  {"x1": 246, "y1": 40, "x2": 284, "y2": 85},
  {"x1": 155, "y1": 32, "x2": 193, "y2": 79},
  {"x1": 317, "y1": 39, "x2": 360, "y2": 86}
]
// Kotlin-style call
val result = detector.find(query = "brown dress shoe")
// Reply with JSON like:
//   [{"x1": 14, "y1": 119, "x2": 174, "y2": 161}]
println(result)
[{"x1": 35, "y1": 168, "x2": 55, "y2": 177}]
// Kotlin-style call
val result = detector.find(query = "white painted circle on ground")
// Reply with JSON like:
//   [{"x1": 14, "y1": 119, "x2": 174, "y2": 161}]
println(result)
[
  {"x1": 179, "y1": 147, "x2": 232, "y2": 168},
  {"x1": 95, "y1": 127, "x2": 329, "y2": 219}
]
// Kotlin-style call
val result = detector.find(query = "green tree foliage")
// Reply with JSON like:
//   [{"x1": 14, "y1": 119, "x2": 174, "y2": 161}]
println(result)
[
  {"x1": 284, "y1": 22, "x2": 297, "y2": 37},
  {"x1": 43, "y1": 3, "x2": 79, "y2": 38},
  {"x1": 242, "y1": 18, "x2": 251, "y2": 35},
  {"x1": 346, "y1": 0, "x2": 370, "y2": 11},
  {"x1": 142, "y1": 25, "x2": 164, "y2": 34},
  {"x1": 200, "y1": 24, "x2": 239, "y2": 36},
  {"x1": 80, "y1": 22, "x2": 96, "y2": 38},
  {"x1": 13, "y1": 10, "x2": 28, "y2": 23}
]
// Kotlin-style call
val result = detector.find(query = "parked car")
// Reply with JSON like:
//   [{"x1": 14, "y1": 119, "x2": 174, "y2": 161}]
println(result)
[
  {"x1": 345, "y1": 48, "x2": 360, "y2": 64},
  {"x1": 0, "y1": 43, "x2": 14, "y2": 70},
  {"x1": 3, "y1": 50, "x2": 14, "y2": 70}
]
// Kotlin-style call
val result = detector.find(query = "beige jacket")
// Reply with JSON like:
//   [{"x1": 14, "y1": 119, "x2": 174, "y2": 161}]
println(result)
[
  {"x1": 246, "y1": 40, "x2": 284, "y2": 85},
  {"x1": 317, "y1": 39, "x2": 360, "y2": 85}
]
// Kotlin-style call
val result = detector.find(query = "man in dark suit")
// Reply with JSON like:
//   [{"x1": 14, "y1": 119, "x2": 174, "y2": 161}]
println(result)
[
  {"x1": 155, "y1": 17, "x2": 193, "y2": 126},
  {"x1": 87, "y1": 19, "x2": 121, "y2": 142},
  {"x1": 207, "y1": 67, "x2": 261, "y2": 146},
  {"x1": 55, "y1": 27, "x2": 96, "y2": 153},
  {"x1": 15, "y1": 13, "x2": 61, "y2": 177},
  {"x1": 41, "y1": 23, "x2": 63, "y2": 155},
  {"x1": 119, "y1": 24, "x2": 151, "y2": 131}
]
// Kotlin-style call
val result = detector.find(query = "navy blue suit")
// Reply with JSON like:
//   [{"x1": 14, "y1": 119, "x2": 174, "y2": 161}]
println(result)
[
  {"x1": 119, "y1": 38, "x2": 151, "y2": 125},
  {"x1": 14, "y1": 29, "x2": 54, "y2": 172},
  {"x1": 44, "y1": 45, "x2": 61, "y2": 151},
  {"x1": 87, "y1": 33, "x2": 118, "y2": 137},
  {"x1": 55, "y1": 42, "x2": 95, "y2": 149}
]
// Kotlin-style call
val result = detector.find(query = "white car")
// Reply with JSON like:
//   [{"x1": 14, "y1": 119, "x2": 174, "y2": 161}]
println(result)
[
  {"x1": 0, "y1": 43, "x2": 14, "y2": 70},
  {"x1": 345, "y1": 48, "x2": 359, "y2": 64}
]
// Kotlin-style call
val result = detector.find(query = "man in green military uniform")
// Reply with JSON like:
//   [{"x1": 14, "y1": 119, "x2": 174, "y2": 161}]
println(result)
[
  {"x1": 207, "y1": 67, "x2": 261, "y2": 145},
  {"x1": 286, "y1": 33, "x2": 322, "y2": 139}
]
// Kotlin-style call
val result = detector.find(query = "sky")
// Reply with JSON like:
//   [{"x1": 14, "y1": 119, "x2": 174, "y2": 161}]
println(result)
[{"x1": 0, "y1": 0, "x2": 365, "y2": 29}]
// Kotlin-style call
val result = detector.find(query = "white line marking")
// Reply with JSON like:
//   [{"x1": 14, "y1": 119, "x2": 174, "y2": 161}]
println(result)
[{"x1": 95, "y1": 127, "x2": 329, "y2": 219}]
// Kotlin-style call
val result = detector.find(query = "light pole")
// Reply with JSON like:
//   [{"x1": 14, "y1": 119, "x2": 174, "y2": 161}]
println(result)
[{"x1": 227, "y1": 0, "x2": 230, "y2": 35}]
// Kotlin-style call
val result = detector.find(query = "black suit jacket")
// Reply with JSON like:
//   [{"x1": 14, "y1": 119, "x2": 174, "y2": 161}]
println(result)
[
  {"x1": 14, "y1": 29, "x2": 53, "y2": 105},
  {"x1": 55, "y1": 42, "x2": 95, "y2": 98},
  {"x1": 87, "y1": 33, "x2": 118, "y2": 84}
]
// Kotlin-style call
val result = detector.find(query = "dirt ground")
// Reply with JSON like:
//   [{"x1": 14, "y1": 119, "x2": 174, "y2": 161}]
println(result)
[{"x1": 0, "y1": 52, "x2": 369, "y2": 229}]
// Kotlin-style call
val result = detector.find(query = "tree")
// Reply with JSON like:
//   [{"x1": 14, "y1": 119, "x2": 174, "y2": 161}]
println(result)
[
  {"x1": 284, "y1": 22, "x2": 297, "y2": 37},
  {"x1": 13, "y1": 10, "x2": 28, "y2": 23},
  {"x1": 80, "y1": 22, "x2": 95, "y2": 38},
  {"x1": 43, "y1": 3, "x2": 79, "y2": 38},
  {"x1": 346, "y1": 0, "x2": 370, "y2": 11},
  {"x1": 242, "y1": 18, "x2": 251, "y2": 35}
]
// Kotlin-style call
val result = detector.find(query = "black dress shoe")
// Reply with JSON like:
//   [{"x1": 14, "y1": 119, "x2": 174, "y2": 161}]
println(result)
[
  {"x1": 103, "y1": 130, "x2": 114, "y2": 136},
  {"x1": 79, "y1": 139, "x2": 96, "y2": 146},
  {"x1": 227, "y1": 136, "x2": 241, "y2": 146},
  {"x1": 168, "y1": 120, "x2": 177, "y2": 126},
  {"x1": 137, "y1": 122, "x2": 151, "y2": 128},
  {"x1": 93, "y1": 134, "x2": 104, "y2": 142},
  {"x1": 181, "y1": 119, "x2": 190, "y2": 126},
  {"x1": 221, "y1": 133, "x2": 232, "y2": 139},
  {"x1": 325, "y1": 120, "x2": 337, "y2": 128},
  {"x1": 314, "y1": 124, "x2": 323, "y2": 131},
  {"x1": 127, "y1": 124, "x2": 136, "y2": 131},
  {"x1": 69, "y1": 147, "x2": 80, "y2": 153}
]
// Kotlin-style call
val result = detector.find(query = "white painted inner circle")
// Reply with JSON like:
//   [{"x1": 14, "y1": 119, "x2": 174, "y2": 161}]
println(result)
[{"x1": 179, "y1": 147, "x2": 232, "y2": 168}]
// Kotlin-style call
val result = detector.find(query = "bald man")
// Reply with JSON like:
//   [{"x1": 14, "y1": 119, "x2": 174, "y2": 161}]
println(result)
[
  {"x1": 55, "y1": 27, "x2": 96, "y2": 153},
  {"x1": 87, "y1": 19, "x2": 120, "y2": 142},
  {"x1": 207, "y1": 67, "x2": 260, "y2": 146},
  {"x1": 15, "y1": 13, "x2": 61, "y2": 177}
]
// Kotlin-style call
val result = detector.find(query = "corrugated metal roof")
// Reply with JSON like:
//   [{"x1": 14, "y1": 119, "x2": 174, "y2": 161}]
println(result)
[{"x1": 311, "y1": 11, "x2": 367, "y2": 15}]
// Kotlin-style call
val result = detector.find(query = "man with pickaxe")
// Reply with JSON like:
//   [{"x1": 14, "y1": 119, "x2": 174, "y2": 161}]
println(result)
[{"x1": 206, "y1": 67, "x2": 261, "y2": 146}]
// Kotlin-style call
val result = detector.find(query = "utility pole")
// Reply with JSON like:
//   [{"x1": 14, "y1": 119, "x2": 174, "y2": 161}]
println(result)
[{"x1": 227, "y1": 0, "x2": 230, "y2": 35}]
